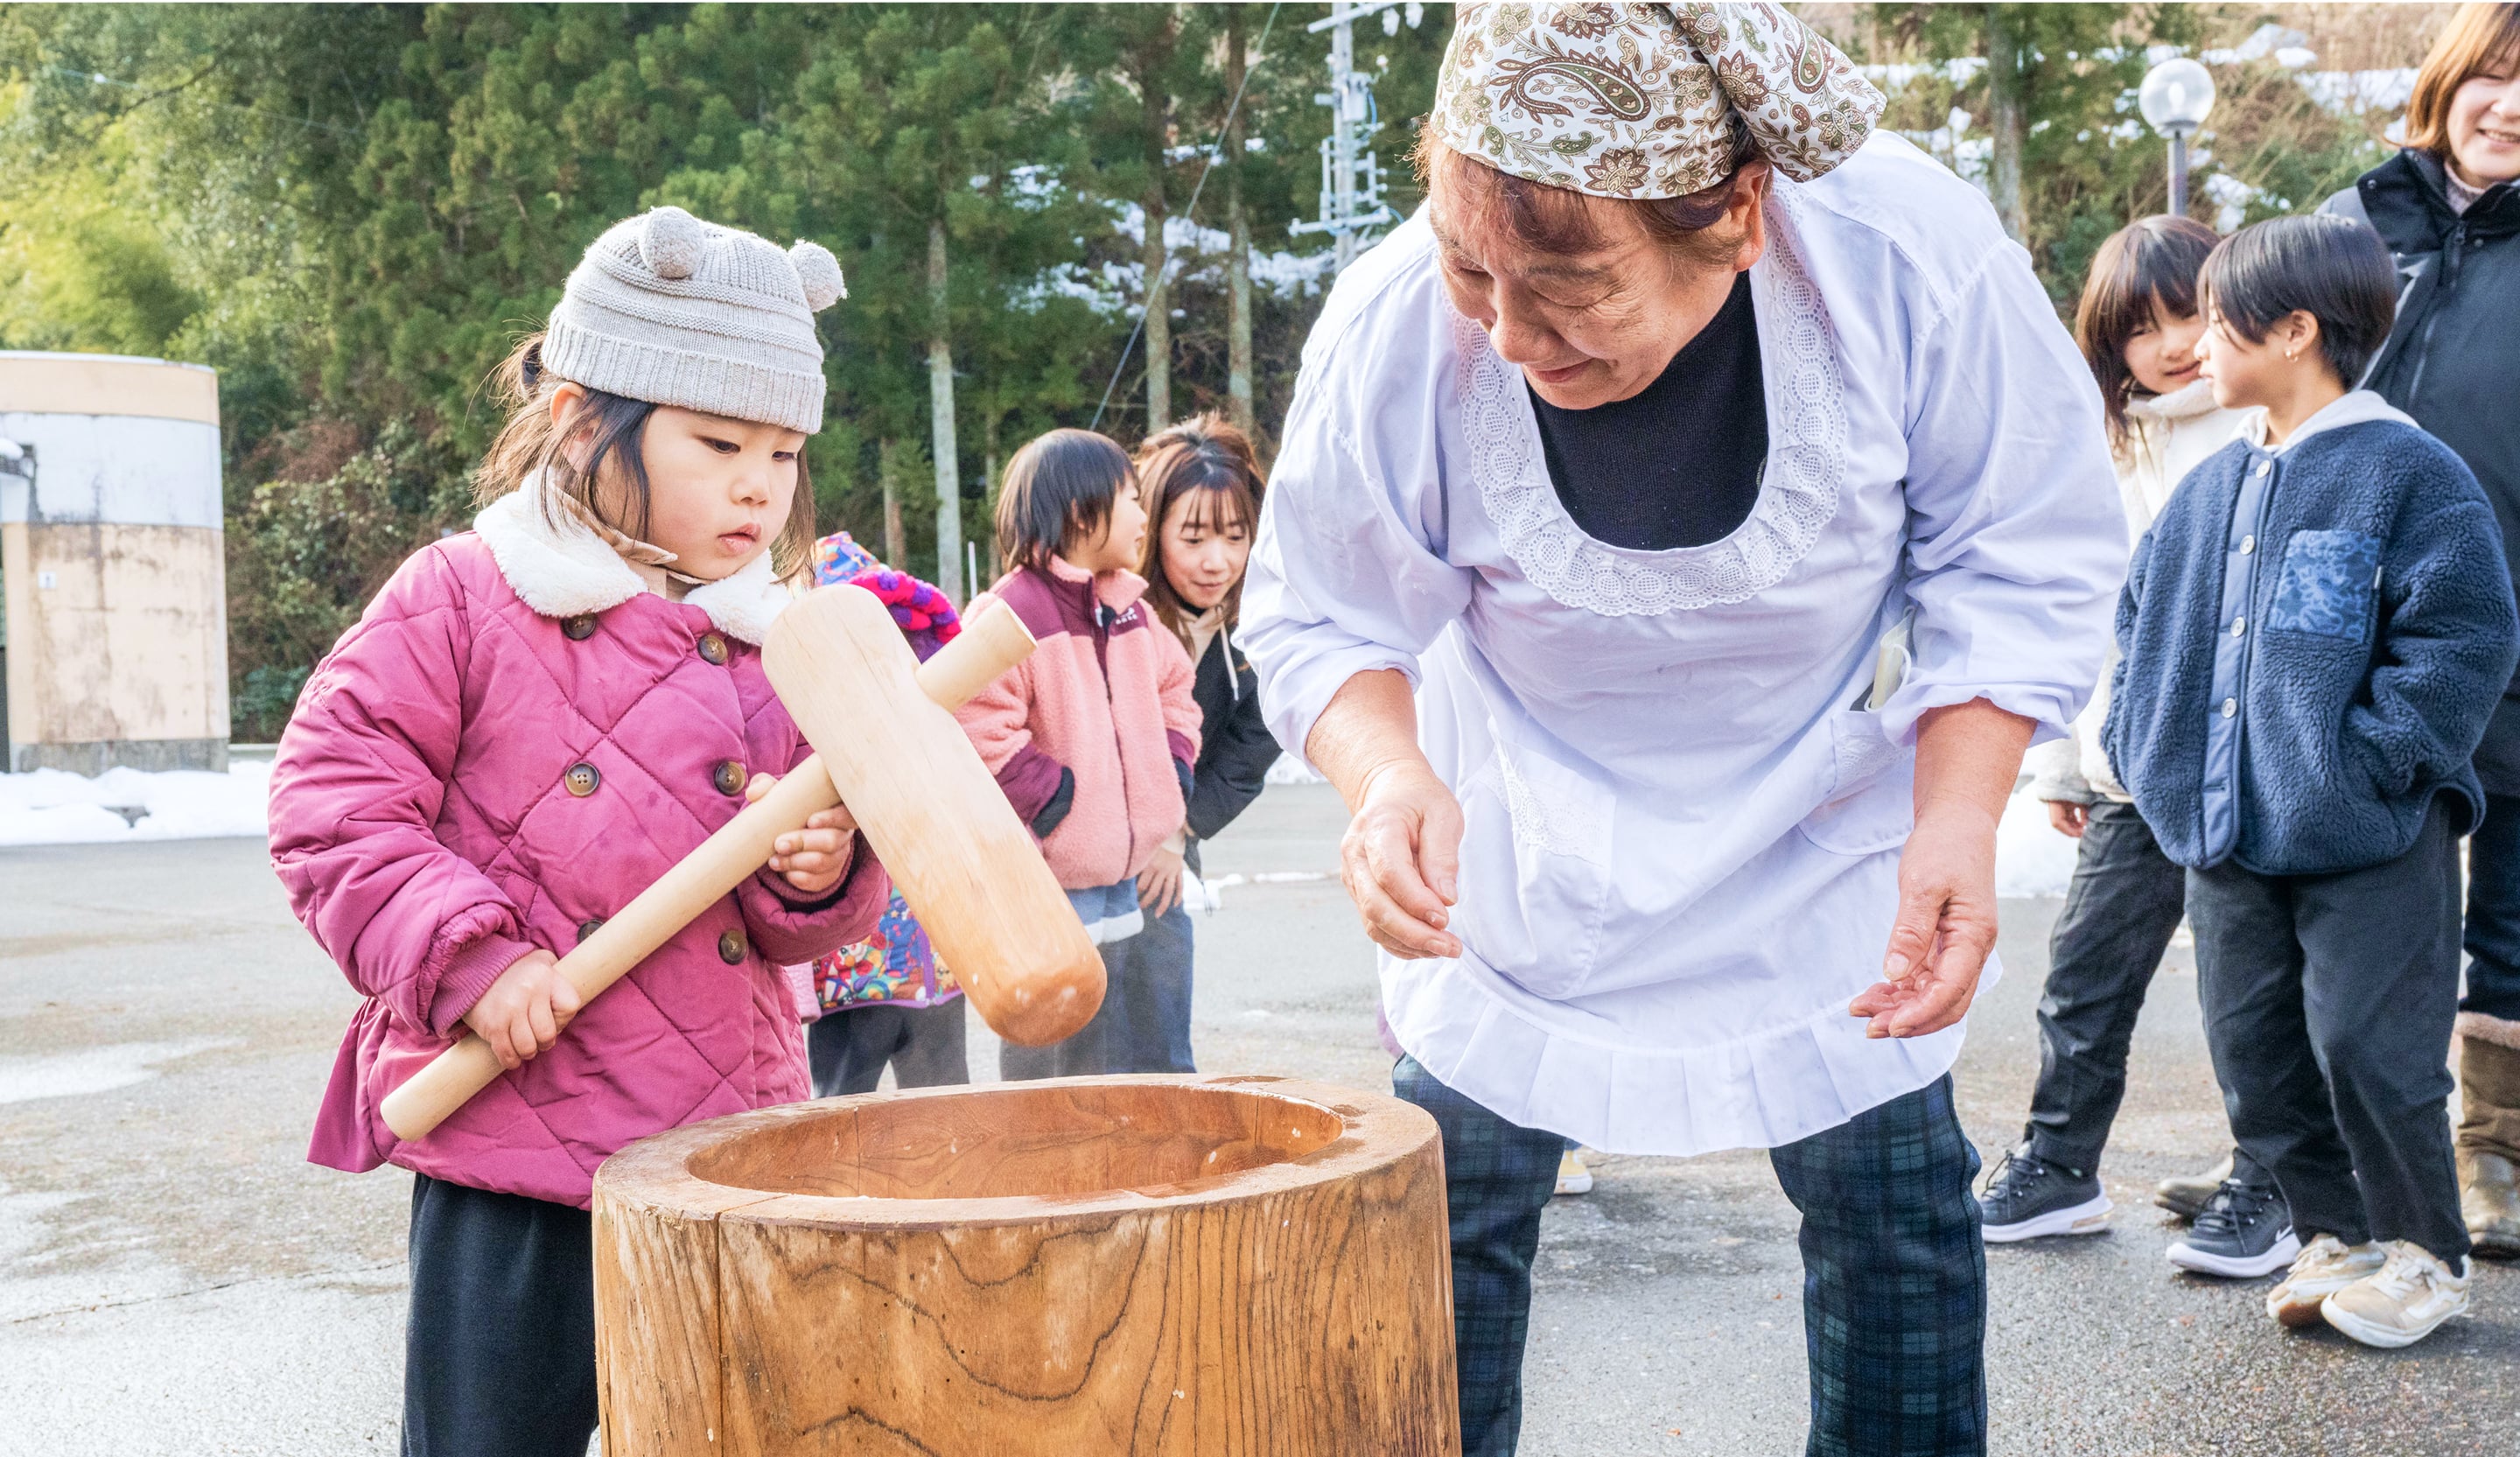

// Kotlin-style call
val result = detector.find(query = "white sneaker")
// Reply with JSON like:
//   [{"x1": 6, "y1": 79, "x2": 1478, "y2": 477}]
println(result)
[
  {"x1": 2265, "y1": 1235, "x2": 2387, "y2": 1327},
  {"x1": 1554, "y1": 1149, "x2": 1593, "y2": 1196},
  {"x1": 2320, "y1": 1241, "x2": 2472, "y2": 1349}
]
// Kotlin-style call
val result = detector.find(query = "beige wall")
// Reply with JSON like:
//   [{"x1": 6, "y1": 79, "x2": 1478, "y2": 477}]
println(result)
[
  {"x1": 2, "y1": 354, "x2": 228, "y2": 774},
  {"x1": 4, "y1": 521, "x2": 228, "y2": 766}
]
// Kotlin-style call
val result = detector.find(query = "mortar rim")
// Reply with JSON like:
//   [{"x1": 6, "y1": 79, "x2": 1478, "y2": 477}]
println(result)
[{"x1": 592, "y1": 1072, "x2": 1443, "y2": 1231}]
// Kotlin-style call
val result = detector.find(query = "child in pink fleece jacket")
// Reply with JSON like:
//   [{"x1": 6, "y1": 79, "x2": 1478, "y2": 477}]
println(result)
[
  {"x1": 267, "y1": 208, "x2": 883, "y2": 1457},
  {"x1": 957, "y1": 428, "x2": 1202, "y2": 1079}
]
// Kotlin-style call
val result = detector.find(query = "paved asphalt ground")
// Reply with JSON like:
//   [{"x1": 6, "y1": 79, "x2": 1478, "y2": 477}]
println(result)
[{"x1": 4, "y1": 781, "x2": 2515, "y2": 1455}]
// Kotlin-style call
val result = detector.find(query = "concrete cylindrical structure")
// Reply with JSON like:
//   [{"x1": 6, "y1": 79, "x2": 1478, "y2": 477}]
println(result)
[
  {"x1": 0, "y1": 352, "x2": 228, "y2": 774},
  {"x1": 593, "y1": 1075, "x2": 1461, "y2": 1455}
]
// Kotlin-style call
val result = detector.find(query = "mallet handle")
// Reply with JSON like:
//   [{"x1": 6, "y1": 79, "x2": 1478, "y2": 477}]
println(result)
[{"x1": 378, "y1": 599, "x2": 1032, "y2": 1144}]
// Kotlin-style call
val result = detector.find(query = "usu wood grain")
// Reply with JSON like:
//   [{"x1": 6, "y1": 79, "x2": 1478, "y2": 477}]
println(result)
[{"x1": 593, "y1": 1076, "x2": 1460, "y2": 1456}]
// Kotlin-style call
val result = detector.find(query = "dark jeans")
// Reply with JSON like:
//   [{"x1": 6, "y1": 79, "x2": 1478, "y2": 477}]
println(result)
[
  {"x1": 2188, "y1": 802, "x2": 2469, "y2": 1264},
  {"x1": 1395, "y1": 1058, "x2": 1985, "y2": 1457},
  {"x1": 402, "y1": 1174, "x2": 598, "y2": 1457},
  {"x1": 1000, "y1": 902, "x2": 1195, "y2": 1079},
  {"x1": 2464, "y1": 791, "x2": 2520, "y2": 1021},
  {"x1": 2025, "y1": 800, "x2": 2188, "y2": 1173},
  {"x1": 807, "y1": 998, "x2": 970, "y2": 1097}
]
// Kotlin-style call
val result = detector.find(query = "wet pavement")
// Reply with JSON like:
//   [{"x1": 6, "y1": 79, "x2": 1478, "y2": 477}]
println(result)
[{"x1": 3, "y1": 782, "x2": 2513, "y2": 1454}]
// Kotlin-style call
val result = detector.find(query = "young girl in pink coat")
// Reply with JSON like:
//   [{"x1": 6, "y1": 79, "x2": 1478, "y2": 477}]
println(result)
[
  {"x1": 267, "y1": 207, "x2": 885, "y2": 1457},
  {"x1": 957, "y1": 429, "x2": 1201, "y2": 1078}
]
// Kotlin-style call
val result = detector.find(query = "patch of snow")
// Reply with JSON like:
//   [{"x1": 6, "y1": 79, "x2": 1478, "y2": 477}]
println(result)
[
  {"x1": 1014, "y1": 203, "x2": 1338, "y2": 319},
  {"x1": 2297, "y1": 68, "x2": 2418, "y2": 116},
  {"x1": 2201, "y1": 172, "x2": 2263, "y2": 233},
  {"x1": 1180, "y1": 869, "x2": 1224, "y2": 914},
  {"x1": 1859, "y1": 57, "x2": 1984, "y2": 92},
  {"x1": 0, "y1": 761, "x2": 270, "y2": 847},
  {"x1": 0, "y1": 1040, "x2": 240, "y2": 1106},
  {"x1": 2205, "y1": 24, "x2": 2307, "y2": 66},
  {"x1": 1264, "y1": 753, "x2": 1326, "y2": 786},
  {"x1": 1995, "y1": 788, "x2": 2081, "y2": 899}
]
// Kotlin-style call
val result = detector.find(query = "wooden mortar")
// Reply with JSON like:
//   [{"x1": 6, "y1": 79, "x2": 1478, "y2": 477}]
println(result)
[{"x1": 592, "y1": 1075, "x2": 1460, "y2": 1456}]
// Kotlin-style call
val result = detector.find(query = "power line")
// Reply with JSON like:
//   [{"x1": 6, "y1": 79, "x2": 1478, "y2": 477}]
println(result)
[
  {"x1": 1089, "y1": 3, "x2": 1283, "y2": 434},
  {"x1": 44, "y1": 64, "x2": 363, "y2": 139}
]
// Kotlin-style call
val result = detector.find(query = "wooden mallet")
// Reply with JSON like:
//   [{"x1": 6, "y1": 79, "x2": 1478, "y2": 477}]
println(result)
[{"x1": 379, "y1": 587, "x2": 1104, "y2": 1143}]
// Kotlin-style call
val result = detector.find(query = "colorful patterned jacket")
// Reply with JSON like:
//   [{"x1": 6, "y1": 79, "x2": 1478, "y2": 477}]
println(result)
[{"x1": 803, "y1": 534, "x2": 962, "y2": 1011}]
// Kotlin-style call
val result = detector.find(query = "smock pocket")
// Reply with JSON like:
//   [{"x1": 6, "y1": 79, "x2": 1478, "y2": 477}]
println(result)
[
  {"x1": 1799, "y1": 707, "x2": 1915, "y2": 857},
  {"x1": 1459, "y1": 739, "x2": 1614, "y2": 998},
  {"x1": 2267, "y1": 530, "x2": 2382, "y2": 644}
]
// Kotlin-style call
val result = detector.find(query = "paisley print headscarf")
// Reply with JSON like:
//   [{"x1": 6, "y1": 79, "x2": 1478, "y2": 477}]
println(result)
[{"x1": 1432, "y1": 3, "x2": 1886, "y2": 199}]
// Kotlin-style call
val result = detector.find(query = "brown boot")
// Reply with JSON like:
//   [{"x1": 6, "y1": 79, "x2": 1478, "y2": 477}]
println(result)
[{"x1": 2456, "y1": 1017, "x2": 2520, "y2": 1259}]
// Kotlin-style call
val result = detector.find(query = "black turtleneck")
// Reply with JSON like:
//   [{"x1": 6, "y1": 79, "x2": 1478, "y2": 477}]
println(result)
[{"x1": 1525, "y1": 270, "x2": 1768, "y2": 551}]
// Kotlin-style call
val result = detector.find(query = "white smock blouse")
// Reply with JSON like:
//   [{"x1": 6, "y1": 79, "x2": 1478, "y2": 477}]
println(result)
[{"x1": 1241, "y1": 135, "x2": 2126, "y2": 1156}]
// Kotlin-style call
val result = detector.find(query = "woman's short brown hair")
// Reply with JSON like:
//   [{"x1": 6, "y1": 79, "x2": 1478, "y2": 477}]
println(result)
[
  {"x1": 1415, "y1": 118, "x2": 1760, "y2": 267},
  {"x1": 2402, "y1": 3, "x2": 2520, "y2": 157},
  {"x1": 2075, "y1": 214, "x2": 2220, "y2": 453},
  {"x1": 1133, "y1": 413, "x2": 1265, "y2": 651}
]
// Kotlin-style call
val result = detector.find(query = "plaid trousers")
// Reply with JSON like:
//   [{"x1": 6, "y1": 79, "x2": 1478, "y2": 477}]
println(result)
[{"x1": 1394, "y1": 1059, "x2": 1986, "y2": 1457}]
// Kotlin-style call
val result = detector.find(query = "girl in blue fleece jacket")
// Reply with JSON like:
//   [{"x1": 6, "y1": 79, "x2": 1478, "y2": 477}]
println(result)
[{"x1": 2106, "y1": 214, "x2": 2517, "y2": 1350}]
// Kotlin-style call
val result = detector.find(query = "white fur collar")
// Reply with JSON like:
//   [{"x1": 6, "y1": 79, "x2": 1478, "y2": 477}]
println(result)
[{"x1": 472, "y1": 478, "x2": 794, "y2": 645}]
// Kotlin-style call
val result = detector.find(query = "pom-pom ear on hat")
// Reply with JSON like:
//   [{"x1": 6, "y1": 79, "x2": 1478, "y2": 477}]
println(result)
[
  {"x1": 640, "y1": 206, "x2": 709, "y2": 280},
  {"x1": 548, "y1": 206, "x2": 832, "y2": 434},
  {"x1": 790, "y1": 241, "x2": 846, "y2": 312}
]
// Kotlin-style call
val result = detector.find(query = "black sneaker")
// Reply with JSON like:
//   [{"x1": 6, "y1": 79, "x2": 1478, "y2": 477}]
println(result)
[
  {"x1": 1979, "y1": 1145, "x2": 2112, "y2": 1243},
  {"x1": 2166, "y1": 1180, "x2": 2300, "y2": 1278}
]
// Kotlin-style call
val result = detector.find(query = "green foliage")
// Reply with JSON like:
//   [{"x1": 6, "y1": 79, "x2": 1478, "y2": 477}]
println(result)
[
  {"x1": 1864, "y1": 4, "x2": 2197, "y2": 305},
  {"x1": 222, "y1": 418, "x2": 472, "y2": 740},
  {"x1": 0, "y1": 183, "x2": 201, "y2": 355}
]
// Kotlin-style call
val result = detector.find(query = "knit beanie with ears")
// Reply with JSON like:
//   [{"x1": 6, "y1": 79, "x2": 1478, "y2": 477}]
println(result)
[{"x1": 542, "y1": 206, "x2": 847, "y2": 436}]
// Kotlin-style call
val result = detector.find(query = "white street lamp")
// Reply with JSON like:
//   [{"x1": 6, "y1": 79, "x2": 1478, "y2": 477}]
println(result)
[{"x1": 2138, "y1": 57, "x2": 2217, "y2": 219}]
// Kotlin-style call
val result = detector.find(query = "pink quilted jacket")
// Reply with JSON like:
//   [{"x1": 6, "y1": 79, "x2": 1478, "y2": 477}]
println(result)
[{"x1": 271, "y1": 483, "x2": 888, "y2": 1208}]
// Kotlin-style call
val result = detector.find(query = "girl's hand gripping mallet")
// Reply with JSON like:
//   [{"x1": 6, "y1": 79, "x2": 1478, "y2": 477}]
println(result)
[{"x1": 379, "y1": 591, "x2": 1097, "y2": 1142}]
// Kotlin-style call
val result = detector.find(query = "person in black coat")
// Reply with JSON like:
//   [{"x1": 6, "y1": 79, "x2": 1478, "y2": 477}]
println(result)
[
  {"x1": 2323, "y1": 1, "x2": 2520, "y2": 1257},
  {"x1": 1104, "y1": 413, "x2": 1278, "y2": 1072}
]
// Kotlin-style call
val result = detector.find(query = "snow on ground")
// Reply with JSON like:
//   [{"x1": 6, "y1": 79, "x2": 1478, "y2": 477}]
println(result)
[
  {"x1": 1997, "y1": 786, "x2": 2081, "y2": 899},
  {"x1": 0, "y1": 761, "x2": 270, "y2": 846},
  {"x1": 1264, "y1": 753, "x2": 1326, "y2": 786}
]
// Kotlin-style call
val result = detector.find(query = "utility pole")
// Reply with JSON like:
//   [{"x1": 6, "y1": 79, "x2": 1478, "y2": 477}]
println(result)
[{"x1": 1292, "y1": 2, "x2": 1418, "y2": 270}]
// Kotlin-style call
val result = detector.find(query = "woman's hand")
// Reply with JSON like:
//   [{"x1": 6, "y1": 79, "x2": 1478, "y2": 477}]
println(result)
[
  {"x1": 1138, "y1": 844, "x2": 1186, "y2": 917},
  {"x1": 748, "y1": 772, "x2": 858, "y2": 896},
  {"x1": 1851, "y1": 698, "x2": 2030, "y2": 1040},
  {"x1": 2046, "y1": 799, "x2": 2089, "y2": 837},
  {"x1": 1340, "y1": 761, "x2": 1466, "y2": 960},
  {"x1": 464, "y1": 949, "x2": 581, "y2": 1071},
  {"x1": 1849, "y1": 800, "x2": 2002, "y2": 1039},
  {"x1": 1308, "y1": 670, "x2": 1466, "y2": 961}
]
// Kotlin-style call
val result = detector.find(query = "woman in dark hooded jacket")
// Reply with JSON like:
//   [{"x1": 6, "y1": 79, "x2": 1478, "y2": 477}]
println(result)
[
  {"x1": 1097, "y1": 414, "x2": 1279, "y2": 1073},
  {"x1": 1135, "y1": 415, "x2": 1281, "y2": 883},
  {"x1": 2324, "y1": 1, "x2": 2520, "y2": 1257}
]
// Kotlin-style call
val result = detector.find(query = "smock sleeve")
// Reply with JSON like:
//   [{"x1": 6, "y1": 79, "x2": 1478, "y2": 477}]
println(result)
[
  {"x1": 1239, "y1": 290, "x2": 1477, "y2": 767},
  {"x1": 1880, "y1": 244, "x2": 2128, "y2": 746}
]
